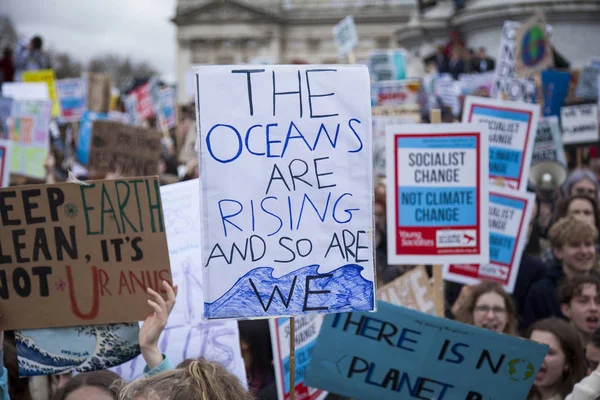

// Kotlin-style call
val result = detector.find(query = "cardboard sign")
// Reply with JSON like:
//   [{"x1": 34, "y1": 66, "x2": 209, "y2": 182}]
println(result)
[
  {"x1": 514, "y1": 14, "x2": 554, "y2": 78},
  {"x1": 377, "y1": 265, "x2": 435, "y2": 315},
  {"x1": 9, "y1": 99, "x2": 52, "y2": 180},
  {"x1": 463, "y1": 96, "x2": 540, "y2": 191},
  {"x1": 88, "y1": 120, "x2": 162, "y2": 177},
  {"x1": 561, "y1": 103, "x2": 600, "y2": 145},
  {"x1": 541, "y1": 70, "x2": 571, "y2": 117},
  {"x1": 22, "y1": 69, "x2": 60, "y2": 117},
  {"x1": 385, "y1": 123, "x2": 489, "y2": 265},
  {"x1": 444, "y1": 187, "x2": 536, "y2": 293},
  {"x1": 492, "y1": 21, "x2": 538, "y2": 103},
  {"x1": 270, "y1": 316, "x2": 328, "y2": 400},
  {"x1": 113, "y1": 179, "x2": 247, "y2": 386},
  {"x1": 87, "y1": 73, "x2": 111, "y2": 113},
  {"x1": 575, "y1": 66, "x2": 600, "y2": 100},
  {"x1": 0, "y1": 139, "x2": 12, "y2": 187},
  {"x1": 0, "y1": 97, "x2": 12, "y2": 139},
  {"x1": 304, "y1": 302, "x2": 548, "y2": 400},
  {"x1": 56, "y1": 78, "x2": 86, "y2": 123},
  {"x1": 332, "y1": 16, "x2": 358, "y2": 57},
  {"x1": 374, "y1": 79, "x2": 420, "y2": 107},
  {"x1": 195, "y1": 65, "x2": 375, "y2": 319},
  {"x1": 157, "y1": 87, "x2": 177, "y2": 130},
  {"x1": 76, "y1": 111, "x2": 108, "y2": 166},
  {"x1": 369, "y1": 50, "x2": 407, "y2": 82},
  {"x1": 532, "y1": 116, "x2": 567, "y2": 166},
  {"x1": 0, "y1": 176, "x2": 171, "y2": 330}
]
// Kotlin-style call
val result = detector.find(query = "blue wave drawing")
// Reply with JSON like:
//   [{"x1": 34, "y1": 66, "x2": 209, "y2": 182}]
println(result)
[
  {"x1": 16, "y1": 323, "x2": 140, "y2": 377},
  {"x1": 205, "y1": 264, "x2": 374, "y2": 319}
]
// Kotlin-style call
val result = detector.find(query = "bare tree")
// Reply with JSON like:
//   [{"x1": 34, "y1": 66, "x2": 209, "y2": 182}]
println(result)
[
  {"x1": 0, "y1": 16, "x2": 18, "y2": 51},
  {"x1": 88, "y1": 53, "x2": 157, "y2": 91},
  {"x1": 49, "y1": 50, "x2": 84, "y2": 79}
]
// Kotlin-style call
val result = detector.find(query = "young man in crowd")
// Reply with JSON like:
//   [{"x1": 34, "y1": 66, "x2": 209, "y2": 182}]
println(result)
[
  {"x1": 523, "y1": 216, "x2": 599, "y2": 330},
  {"x1": 559, "y1": 275, "x2": 600, "y2": 348}
]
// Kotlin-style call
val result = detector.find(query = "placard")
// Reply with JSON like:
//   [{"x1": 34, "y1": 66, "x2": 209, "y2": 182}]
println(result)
[
  {"x1": 541, "y1": 70, "x2": 571, "y2": 117},
  {"x1": 369, "y1": 50, "x2": 407, "y2": 82},
  {"x1": 561, "y1": 103, "x2": 600, "y2": 145},
  {"x1": 374, "y1": 79, "x2": 420, "y2": 107},
  {"x1": 332, "y1": 16, "x2": 358, "y2": 57},
  {"x1": 1, "y1": 82, "x2": 49, "y2": 101},
  {"x1": 195, "y1": 65, "x2": 375, "y2": 319},
  {"x1": 372, "y1": 114, "x2": 419, "y2": 177},
  {"x1": 514, "y1": 13, "x2": 553, "y2": 78},
  {"x1": 56, "y1": 78, "x2": 86, "y2": 123},
  {"x1": 385, "y1": 123, "x2": 489, "y2": 265},
  {"x1": 575, "y1": 66, "x2": 599, "y2": 100},
  {"x1": 76, "y1": 111, "x2": 108, "y2": 166},
  {"x1": 88, "y1": 120, "x2": 162, "y2": 176},
  {"x1": 22, "y1": 69, "x2": 60, "y2": 117},
  {"x1": 0, "y1": 176, "x2": 171, "y2": 330},
  {"x1": 131, "y1": 81, "x2": 154, "y2": 121},
  {"x1": 463, "y1": 96, "x2": 540, "y2": 191},
  {"x1": 9, "y1": 99, "x2": 52, "y2": 180},
  {"x1": 444, "y1": 187, "x2": 535, "y2": 293},
  {"x1": 304, "y1": 302, "x2": 548, "y2": 400},
  {"x1": 0, "y1": 139, "x2": 12, "y2": 187},
  {"x1": 377, "y1": 265, "x2": 435, "y2": 315},
  {"x1": 269, "y1": 316, "x2": 328, "y2": 400},
  {"x1": 0, "y1": 97, "x2": 12, "y2": 139},
  {"x1": 156, "y1": 87, "x2": 177, "y2": 130},
  {"x1": 532, "y1": 116, "x2": 567, "y2": 166},
  {"x1": 112, "y1": 179, "x2": 247, "y2": 386},
  {"x1": 87, "y1": 73, "x2": 111, "y2": 113}
]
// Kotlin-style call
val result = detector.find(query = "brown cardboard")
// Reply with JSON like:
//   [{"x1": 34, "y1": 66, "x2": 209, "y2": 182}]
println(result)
[
  {"x1": 433, "y1": 265, "x2": 445, "y2": 318},
  {"x1": 0, "y1": 176, "x2": 172, "y2": 330},
  {"x1": 377, "y1": 265, "x2": 435, "y2": 314},
  {"x1": 88, "y1": 120, "x2": 162, "y2": 177},
  {"x1": 87, "y1": 73, "x2": 112, "y2": 113},
  {"x1": 178, "y1": 122, "x2": 197, "y2": 164}
]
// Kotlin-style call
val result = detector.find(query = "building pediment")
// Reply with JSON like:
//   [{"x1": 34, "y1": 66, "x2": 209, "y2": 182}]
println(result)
[{"x1": 172, "y1": 0, "x2": 284, "y2": 25}]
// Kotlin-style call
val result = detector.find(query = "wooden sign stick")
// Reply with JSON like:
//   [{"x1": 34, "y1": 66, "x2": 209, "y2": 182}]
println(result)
[
  {"x1": 289, "y1": 317, "x2": 296, "y2": 400},
  {"x1": 347, "y1": 50, "x2": 357, "y2": 65}
]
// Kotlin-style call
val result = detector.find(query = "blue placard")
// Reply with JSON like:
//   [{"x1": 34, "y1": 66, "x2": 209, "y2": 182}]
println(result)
[
  {"x1": 305, "y1": 301, "x2": 548, "y2": 400},
  {"x1": 76, "y1": 111, "x2": 108, "y2": 165},
  {"x1": 541, "y1": 70, "x2": 571, "y2": 117}
]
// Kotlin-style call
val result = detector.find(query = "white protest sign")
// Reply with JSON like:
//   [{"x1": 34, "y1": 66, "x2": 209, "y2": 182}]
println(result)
[
  {"x1": 492, "y1": 21, "x2": 539, "y2": 103},
  {"x1": 532, "y1": 116, "x2": 567, "y2": 166},
  {"x1": 1, "y1": 82, "x2": 49, "y2": 100},
  {"x1": 434, "y1": 74, "x2": 461, "y2": 117},
  {"x1": 575, "y1": 66, "x2": 600, "y2": 100},
  {"x1": 195, "y1": 65, "x2": 375, "y2": 319},
  {"x1": 332, "y1": 16, "x2": 358, "y2": 58},
  {"x1": 374, "y1": 79, "x2": 420, "y2": 107},
  {"x1": 463, "y1": 96, "x2": 540, "y2": 191},
  {"x1": 269, "y1": 316, "x2": 328, "y2": 400},
  {"x1": 372, "y1": 114, "x2": 419, "y2": 176},
  {"x1": 561, "y1": 103, "x2": 600, "y2": 145},
  {"x1": 112, "y1": 179, "x2": 247, "y2": 385},
  {"x1": 444, "y1": 187, "x2": 535, "y2": 293},
  {"x1": 386, "y1": 123, "x2": 490, "y2": 265}
]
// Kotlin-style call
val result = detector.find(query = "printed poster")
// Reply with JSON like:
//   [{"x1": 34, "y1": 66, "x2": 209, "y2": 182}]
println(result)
[
  {"x1": 0, "y1": 139, "x2": 12, "y2": 187},
  {"x1": 269, "y1": 316, "x2": 328, "y2": 400},
  {"x1": 463, "y1": 96, "x2": 540, "y2": 191},
  {"x1": 531, "y1": 116, "x2": 567, "y2": 166},
  {"x1": 385, "y1": 123, "x2": 490, "y2": 265},
  {"x1": 195, "y1": 65, "x2": 376, "y2": 319},
  {"x1": 56, "y1": 78, "x2": 86, "y2": 123},
  {"x1": 9, "y1": 99, "x2": 52, "y2": 180},
  {"x1": 374, "y1": 79, "x2": 420, "y2": 107},
  {"x1": 561, "y1": 103, "x2": 600, "y2": 145},
  {"x1": 131, "y1": 81, "x2": 154, "y2": 121},
  {"x1": 157, "y1": 86, "x2": 177, "y2": 130},
  {"x1": 444, "y1": 187, "x2": 536, "y2": 293},
  {"x1": 305, "y1": 302, "x2": 548, "y2": 400},
  {"x1": 369, "y1": 50, "x2": 407, "y2": 82},
  {"x1": 22, "y1": 69, "x2": 61, "y2": 117}
]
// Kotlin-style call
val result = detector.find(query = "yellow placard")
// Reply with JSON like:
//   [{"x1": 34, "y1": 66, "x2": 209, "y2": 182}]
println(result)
[{"x1": 22, "y1": 69, "x2": 61, "y2": 117}]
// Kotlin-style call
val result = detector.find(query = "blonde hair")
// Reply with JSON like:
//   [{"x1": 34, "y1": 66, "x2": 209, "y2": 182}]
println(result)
[
  {"x1": 548, "y1": 216, "x2": 599, "y2": 249},
  {"x1": 118, "y1": 358, "x2": 253, "y2": 400}
]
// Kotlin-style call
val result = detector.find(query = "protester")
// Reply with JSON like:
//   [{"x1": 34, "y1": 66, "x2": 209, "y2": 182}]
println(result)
[
  {"x1": 523, "y1": 216, "x2": 599, "y2": 330},
  {"x1": 14, "y1": 35, "x2": 51, "y2": 79},
  {"x1": 476, "y1": 47, "x2": 495, "y2": 72},
  {"x1": 559, "y1": 275, "x2": 600, "y2": 348},
  {"x1": 559, "y1": 169, "x2": 600, "y2": 205},
  {"x1": 237, "y1": 320, "x2": 275, "y2": 397},
  {"x1": 454, "y1": 281, "x2": 518, "y2": 335},
  {"x1": 0, "y1": 47, "x2": 14, "y2": 85},
  {"x1": 527, "y1": 318, "x2": 587, "y2": 400}
]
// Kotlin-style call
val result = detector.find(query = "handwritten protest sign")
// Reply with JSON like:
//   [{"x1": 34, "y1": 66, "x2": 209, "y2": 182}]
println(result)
[
  {"x1": 0, "y1": 176, "x2": 171, "y2": 330},
  {"x1": 514, "y1": 13, "x2": 553, "y2": 78},
  {"x1": 332, "y1": 16, "x2": 358, "y2": 57},
  {"x1": 374, "y1": 79, "x2": 420, "y2": 107},
  {"x1": 463, "y1": 96, "x2": 540, "y2": 191},
  {"x1": 575, "y1": 66, "x2": 600, "y2": 100},
  {"x1": 270, "y1": 316, "x2": 328, "y2": 400},
  {"x1": 305, "y1": 302, "x2": 548, "y2": 400},
  {"x1": 532, "y1": 116, "x2": 567, "y2": 166},
  {"x1": 195, "y1": 65, "x2": 375, "y2": 319},
  {"x1": 377, "y1": 265, "x2": 436, "y2": 315},
  {"x1": 87, "y1": 73, "x2": 111, "y2": 113},
  {"x1": 76, "y1": 111, "x2": 108, "y2": 166},
  {"x1": 435, "y1": 74, "x2": 461, "y2": 117},
  {"x1": 56, "y1": 78, "x2": 86, "y2": 123},
  {"x1": 385, "y1": 123, "x2": 489, "y2": 265},
  {"x1": 561, "y1": 103, "x2": 600, "y2": 145},
  {"x1": 9, "y1": 99, "x2": 52, "y2": 180},
  {"x1": 0, "y1": 139, "x2": 12, "y2": 187},
  {"x1": 492, "y1": 21, "x2": 538, "y2": 102},
  {"x1": 22, "y1": 69, "x2": 60, "y2": 117},
  {"x1": 113, "y1": 179, "x2": 247, "y2": 385},
  {"x1": 444, "y1": 187, "x2": 535, "y2": 293},
  {"x1": 87, "y1": 120, "x2": 162, "y2": 177},
  {"x1": 0, "y1": 97, "x2": 11, "y2": 139}
]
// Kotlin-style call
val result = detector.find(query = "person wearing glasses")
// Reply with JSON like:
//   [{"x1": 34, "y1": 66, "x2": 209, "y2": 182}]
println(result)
[
  {"x1": 559, "y1": 275, "x2": 600, "y2": 349},
  {"x1": 454, "y1": 280, "x2": 518, "y2": 335}
]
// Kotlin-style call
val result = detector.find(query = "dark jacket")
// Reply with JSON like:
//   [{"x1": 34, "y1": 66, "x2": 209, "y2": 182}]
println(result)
[
  {"x1": 522, "y1": 262, "x2": 565, "y2": 332},
  {"x1": 513, "y1": 255, "x2": 547, "y2": 333}
]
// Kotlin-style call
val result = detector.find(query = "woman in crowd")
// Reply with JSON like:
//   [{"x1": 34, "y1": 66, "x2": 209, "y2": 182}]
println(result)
[
  {"x1": 560, "y1": 169, "x2": 600, "y2": 205},
  {"x1": 527, "y1": 318, "x2": 586, "y2": 400},
  {"x1": 454, "y1": 281, "x2": 518, "y2": 335},
  {"x1": 238, "y1": 320, "x2": 275, "y2": 397}
]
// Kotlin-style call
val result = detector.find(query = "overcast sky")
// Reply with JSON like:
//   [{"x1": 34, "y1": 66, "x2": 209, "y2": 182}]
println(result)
[{"x1": 3, "y1": 0, "x2": 177, "y2": 82}]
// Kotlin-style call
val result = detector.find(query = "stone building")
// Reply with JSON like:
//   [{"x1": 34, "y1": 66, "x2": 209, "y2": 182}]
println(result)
[{"x1": 172, "y1": 0, "x2": 600, "y2": 101}]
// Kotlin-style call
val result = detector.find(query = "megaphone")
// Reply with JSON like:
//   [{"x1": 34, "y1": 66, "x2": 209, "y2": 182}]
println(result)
[{"x1": 529, "y1": 161, "x2": 567, "y2": 196}]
